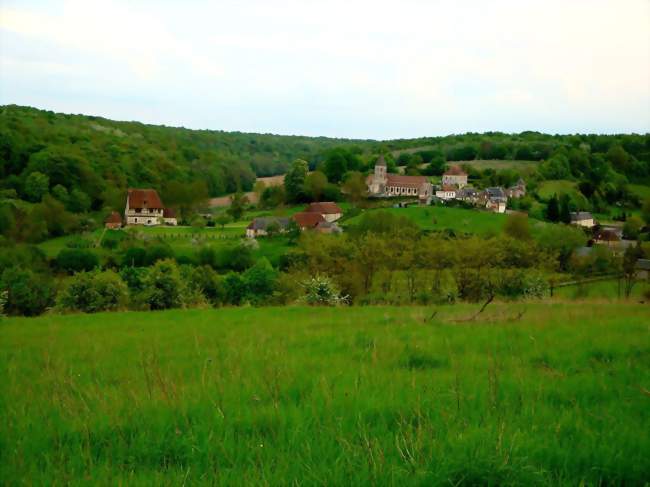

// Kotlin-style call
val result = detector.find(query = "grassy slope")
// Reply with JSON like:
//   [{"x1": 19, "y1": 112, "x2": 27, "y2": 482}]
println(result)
[
  {"x1": 345, "y1": 206, "x2": 551, "y2": 236},
  {"x1": 1, "y1": 303, "x2": 648, "y2": 485},
  {"x1": 536, "y1": 180, "x2": 579, "y2": 200}
]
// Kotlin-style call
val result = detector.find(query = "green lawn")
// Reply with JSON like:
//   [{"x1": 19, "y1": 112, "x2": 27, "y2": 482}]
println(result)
[
  {"x1": 456, "y1": 159, "x2": 539, "y2": 172},
  {"x1": 554, "y1": 277, "x2": 650, "y2": 300},
  {"x1": 346, "y1": 206, "x2": 529, "y2": 236},
  {"x1": 1, "y1": 303, "x2": 648, "y2": 485},
  {"x1": 628, "y1": 183, "x2": 650, "y2": 201}
]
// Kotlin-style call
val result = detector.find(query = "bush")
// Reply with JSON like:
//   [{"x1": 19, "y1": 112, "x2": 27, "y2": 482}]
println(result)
[
  {"x1": 55, "y1": 249, "x2": 100, "y2": 274},
  {"x1": 216, "y1": 242, "x2": 254, "y2": 271},
  {"x1": 302, "y1": 275, "x2": 348, "y2": 306},
  {"x1": 145, "y1": 243, "x2": 175, "y2": 266},
  {"x1": 58, "y1": 271, "x2": 128, "y2": 313},
  {"x1": 141, "y1": 259, "x2": 188, "y2": 310},
  {"x1": 184, "y1": 265, "x2": 225, "y2": 306},
  {"x1": 223, "y1": 272, "x2": 247, "y2": 305},
  {"x1": 122, "y1": 247, "x2": 147, "y2": 267},
  {"x1": 0, "y1": 267, "x2": 55, "y2": 316},
  {"x1": 242, "y1": 258, "x2": 277, "y2": 304}
]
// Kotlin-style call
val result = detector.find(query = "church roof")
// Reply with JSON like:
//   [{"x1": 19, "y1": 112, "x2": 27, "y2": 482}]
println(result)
[
  {"x1": 376, "y1": 154, "x2": 387, "y2": 167},
  {"x1": 443, "y1": 165, "x2": 467, "y2": 176},
  {"x1": 386, "y1": 174, "x2": 428, "y2": 188}
]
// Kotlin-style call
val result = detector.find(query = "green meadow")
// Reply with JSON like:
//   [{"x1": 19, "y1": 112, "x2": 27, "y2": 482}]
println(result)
[{"x1": 1, "y1": 303, "x2": 648, "y2": 485}]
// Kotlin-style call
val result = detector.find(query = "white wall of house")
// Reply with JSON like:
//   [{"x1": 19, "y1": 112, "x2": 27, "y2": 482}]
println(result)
[
  {"x1": 442, "y1": 174, "x2": 468, "y2": 187},
  {"x1": 573, "y1": 218, "x2": 594, "y2": 228},
  {"x1": 435, "y1": 190, "x2": 456, "y2": 200}
]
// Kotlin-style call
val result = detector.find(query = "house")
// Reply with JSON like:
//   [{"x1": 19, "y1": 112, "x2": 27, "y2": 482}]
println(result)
[
  {"x1": 435, "y1": 185, "x2": 457, "y2": 200},
  {"x1": 367, "y1": 155, "x2": 433, "y2": 204},
  {"x1": 105, "y1": 211, "x2": 122, "y2": 229},
  {"x1": 442, "y1": 165, "x2": 468, "y2": 188},
  {"x1": 570, "y1": 211, "x2": 595, "y2": 228},
  {"x1": 506, "y1": 178, "x2": 526, "y2": 198},
  {"x1": 246, "y1": 217, "x2": 290, "y2": 238},
  {"x1": 305, "y1": 202, "x2": 342, "y2": 222},
  {"x1": 480, "y1": 187, "x2": 508, "y2": 213},
  {"x1": 125, "y1": 188, "x2": 165, "y2": 226},
  {"x1": 163, "y1": 208, "x2": 178, "y2": 226},
  {"x1": 292, "y1": 211, "x2": 325, "y2": 230},
  {"x1": 456, "y1": 187, "x2": 480, "y2": 203}
]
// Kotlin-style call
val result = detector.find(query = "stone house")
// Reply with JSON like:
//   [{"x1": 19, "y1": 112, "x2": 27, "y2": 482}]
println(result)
[
  {"x1": 570, "y1": 211, "x2": 595, "y2": 228},
  {"x1": 506, "y1": 178, "x2": 527, "y2": 198},
  {"x1": 367, "y1": 155, "x2": 432, "y2": 204},
  {"x1": 435, "y1": 185, "x2": 457, "y2": 200},
  {"x1": 125, "y1": 189, "x2": 165, "y2": 226},
  {"x1": 246, "y1": 217, "x2": 290, "y2": 238},
  {"x1": 442, "y1": 166, "x2": 468, "y2": 188},
  {"x1": 163, "y1": 208, "x2": 178, "y2": 226},
  {"x1": 292, "y1": 211, "x2": 325, "y2": 230}
]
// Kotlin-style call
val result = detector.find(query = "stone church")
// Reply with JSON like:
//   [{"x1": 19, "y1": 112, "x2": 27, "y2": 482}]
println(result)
[{"x1": 367, "y1": 155, "x2": 432, "y2": 204}]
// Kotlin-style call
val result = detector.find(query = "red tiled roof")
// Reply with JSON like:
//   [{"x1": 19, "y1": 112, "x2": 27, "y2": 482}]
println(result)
[
  {"x1": 105, "y1": 211, "x2": 122, "y2": 224},
  {"x1": 306, "y1": 202, "x2": 342, "y2": 215},
  {"x1": 443, "y1": 165, "x2": 467, "y2": 176},
  {"x1": 292, "y1": 211, "x2": 325, "y2": 228},
  {"x1": 386, "y1": 174, "x2": 428, "y2": 188},
  {"x1": 440, "y1": 185, "x2": 457, "y2": 192},
  {"x1": 127, "y1": 189, "x2": 164, "y2": 209},
  {"x1": 163, "y1": 208, "x2": 176, "y2": 218}
]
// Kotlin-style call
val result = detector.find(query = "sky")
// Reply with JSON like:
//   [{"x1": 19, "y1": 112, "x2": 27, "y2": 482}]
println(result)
[{"x1": 0, "y1": 0, "x2": 649, "y2": 139}]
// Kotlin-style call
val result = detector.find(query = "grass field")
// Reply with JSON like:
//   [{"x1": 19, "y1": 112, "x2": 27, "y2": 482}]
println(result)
[
  {"x1": 345, "y1": 206, "x2": 550, "y2": 236},
  {"x1": 628, "y1": 183, "x2": 650, "y2": 201},
  {"x1": 1, "y1": 303, "x2": 648, "y2": 485},
  {"x1": 554, "y1": 277, "x2": 650, "y2": 300},
  {"x1": 454, "y1": 159, "x2": 539, "y2": 172},
  {"x1": 536, "y1": 180, "x2": 579, "y2": 200}
]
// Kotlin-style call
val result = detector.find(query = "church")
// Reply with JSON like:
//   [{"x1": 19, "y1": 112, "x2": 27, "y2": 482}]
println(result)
[{"x1": 366, "y1": 155, "x2": 433, "y2": 204}]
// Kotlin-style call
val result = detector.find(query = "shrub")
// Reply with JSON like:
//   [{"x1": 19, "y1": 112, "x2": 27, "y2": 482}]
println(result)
[
  {"x1": 58, "y1": 271, "x2": 128, "y2": 313},
  {"x1": 55, "y1": 248, "x2": 99, "y2": 274},
  {"x1": 301, "y1": 275, "x2": 348, "y2": 306},
  {"x1": 223, "y1": 272, "x2": 247, "y2": 305},
  {"x1": 242, "y1": 258, "x2": 277, "y2": 304},
  {"x1": 216, "y1": 242, "x2": 254, "y2": 272},
  {"x1": 141, "y1": 259, "x2": 188, "y2": 310},
  {"x1": 0, "y1": 267, "x2": 55, "y2": 316},
  {"x1": 145, "y1": 243, "x2": 175, "y2": 266},
  {"x1": 119, "y1": 266, "x2": 147, "y2": 292},
  {"x1": 184, "y1": 265, "x2": 225, "y2": 306},
  {"x1": 122, "y1": 247, "x2": 147, "y2": 267}
]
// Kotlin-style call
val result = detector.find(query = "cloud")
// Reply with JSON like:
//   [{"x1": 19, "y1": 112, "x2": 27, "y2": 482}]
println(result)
[{"x1": 1, "y1": 0, "x2": 648, "y2": 137}]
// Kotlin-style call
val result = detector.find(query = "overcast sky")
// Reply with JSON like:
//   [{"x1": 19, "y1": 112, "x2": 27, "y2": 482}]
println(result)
[{"x1": 1, "y1": 0, "x2": 649, "y2": 139}]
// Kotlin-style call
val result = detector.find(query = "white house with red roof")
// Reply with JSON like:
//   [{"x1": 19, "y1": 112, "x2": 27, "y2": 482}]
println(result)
[{"x1": 124, "y1": 188, "x2": 166, "y2": 226}]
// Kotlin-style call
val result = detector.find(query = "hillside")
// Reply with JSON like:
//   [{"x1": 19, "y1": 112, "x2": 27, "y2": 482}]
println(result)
[{"x1": 2, "y1": 303, "x2": 648, "y2": 485}]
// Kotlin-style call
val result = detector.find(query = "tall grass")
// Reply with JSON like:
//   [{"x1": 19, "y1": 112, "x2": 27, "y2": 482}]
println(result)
[{"x1": 1, "y1": 303, "x2": 648, "y2": 485}]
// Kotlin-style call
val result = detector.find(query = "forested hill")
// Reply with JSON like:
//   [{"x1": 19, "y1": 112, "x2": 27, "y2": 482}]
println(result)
[
  {"x1": 0, "y1": 105, "x2": 368, "y2": 207},
  {"x1": 1, "y1": 104, "x2": 649, "y2": 216}
]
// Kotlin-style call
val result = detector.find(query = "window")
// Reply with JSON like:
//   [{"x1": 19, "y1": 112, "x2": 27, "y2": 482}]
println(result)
[{"x1": 134, "y1": 218, "x2": 138, "y2": 223}]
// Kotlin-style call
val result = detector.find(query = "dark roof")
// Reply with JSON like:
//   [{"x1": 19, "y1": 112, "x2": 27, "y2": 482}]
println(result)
[
  {"x1": 127, "y1": 189, "x2": 164, "y2": 209},
  {"x1": 570, "y1": 211, "x2": 593, "y2": 221},
  {"x1": 105, "y1": 211, "x2": 122, "y2": 224},
  {"x1": 247, "y1": 217, "x2": 290, "y2": 231},
  {"x1": 376, "y1": 154, "x2": 387, "y2": 167},
  {"x1": 386, "y1": 174, "x2": 429, "y2": 188},
  {"x1": 163, "y1": 208, "x2": 176, "y2": 218},
  {"x1": 486, "y1": 187, "x2": 506, "y2": 198},
  {"x1": 306, "y1": 202, "x2": 342, "y2": 215},
  {"x1": 292, "y1": 212, "x2": 324, "y2": 228},
  {"x1": 444, "y1": 165, "x2": 467, "y2": 176}
]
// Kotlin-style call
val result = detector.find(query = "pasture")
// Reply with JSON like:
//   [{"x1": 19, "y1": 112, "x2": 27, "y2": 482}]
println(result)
[{"x1": 1, "y1": 303, "x2": 648, "y2": 485}]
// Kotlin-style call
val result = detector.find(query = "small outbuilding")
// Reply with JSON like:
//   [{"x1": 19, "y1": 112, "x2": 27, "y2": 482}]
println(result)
[{"x1": 105, "y1": 211, "x2": 122, "y2": 229}]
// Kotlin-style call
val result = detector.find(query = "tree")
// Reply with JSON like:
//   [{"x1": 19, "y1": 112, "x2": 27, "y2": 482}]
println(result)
[
  {"x1": 24, "y1": 171, "x2": 49, "y2": 202},
  {"x1": 243, "y1": 257, "x2": 277, "y2": 303},
  {"x1": 503, "y1": 213, "x2": 531, "y2": 241},
  {"x1": 641, "y1": 198, "x2": 650, "y2": 226},
  {"x1": 227, "y1": 192, "x2": 248, "y2": 221},
  {"x1": 622, "y1": 243, "x2": 643, "y2": 298},
  {"x1": 622, "y1": 215, "x2": 643, "y2": 240},
  {"x1": 58, "y1": 271, "x2": 128, "y2": 313},
  {"x1": 55, "y1": 249, "x2": 100, "y2": 274},
  {"x1": 323, "y1": 151, "x2": 348, "y2": 183},
  {"x1": 305, "y1": 171, "x2": 328, "y2": 201},
  {"x1": 0, "y1": 267, "x2": 54, "y2": 316},
  {"x1": 559, "y1": 194, "x2": 572, "y2": 224},
  {"x1": 215, "y1": 213, "x2": 231, "y2": 229},
  {"x1": 341, "y1": 171, "x2": 368, "y2": 207},
  {"x1": 284, "y1": 159, "x2": 309, "y2": 203},
  {"x1": 67, "y1": 189, "x2": 91, "y2": 213},
  {"x1": 546, "y1": 194, "x2": 560, "y2": 222},
  {"x1": 141, "y1": 259, "x2": 187, "y2": 310}
]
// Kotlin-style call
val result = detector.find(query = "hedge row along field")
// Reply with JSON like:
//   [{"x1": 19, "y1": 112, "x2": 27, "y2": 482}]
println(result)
[{"x1": 1, "y1": 303, "x2": 648, "y2": 485}]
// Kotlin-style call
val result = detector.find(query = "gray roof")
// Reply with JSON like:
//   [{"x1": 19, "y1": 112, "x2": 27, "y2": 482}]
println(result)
[
  {"x1": 570, "y1": 212, "x2": 593, "y2": 221},
  {"x1": 247, "y1": 217, "x2": 290, "y2": 231},
  {"x1": 486, "y1": 187, "x2": 506, "y2": 198}
]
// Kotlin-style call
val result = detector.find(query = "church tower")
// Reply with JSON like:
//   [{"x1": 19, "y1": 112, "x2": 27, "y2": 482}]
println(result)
[{"x1": 374, "y1": 154, "x2": 387, "y2": 185}]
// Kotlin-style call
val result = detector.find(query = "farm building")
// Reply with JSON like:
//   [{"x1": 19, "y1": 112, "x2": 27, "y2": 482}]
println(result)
[
  {"x1": 246, "y1": 217, "x2": 290, "y2": 238},
  {"x1": 570, "y1": 212, "x2": 595, "y2": 228},
  {"x1": 163, "y1": 208, "x2": 178, "y2": 226},
  {"x1": 435, "y1": 185, "x2": 457, "y2": 201},
  {"x1": 292, "y1": 211, "x2": 325, "y2": 230},
  {"x1": 305, "y1": 202, "x2": 342, "y2": 222},
  {"x1": 442, "y1": 165, "x2": 468, "y2": 188},
  {"x1": 105, "y1": 211, "x2": 122, "y2": 229}
]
